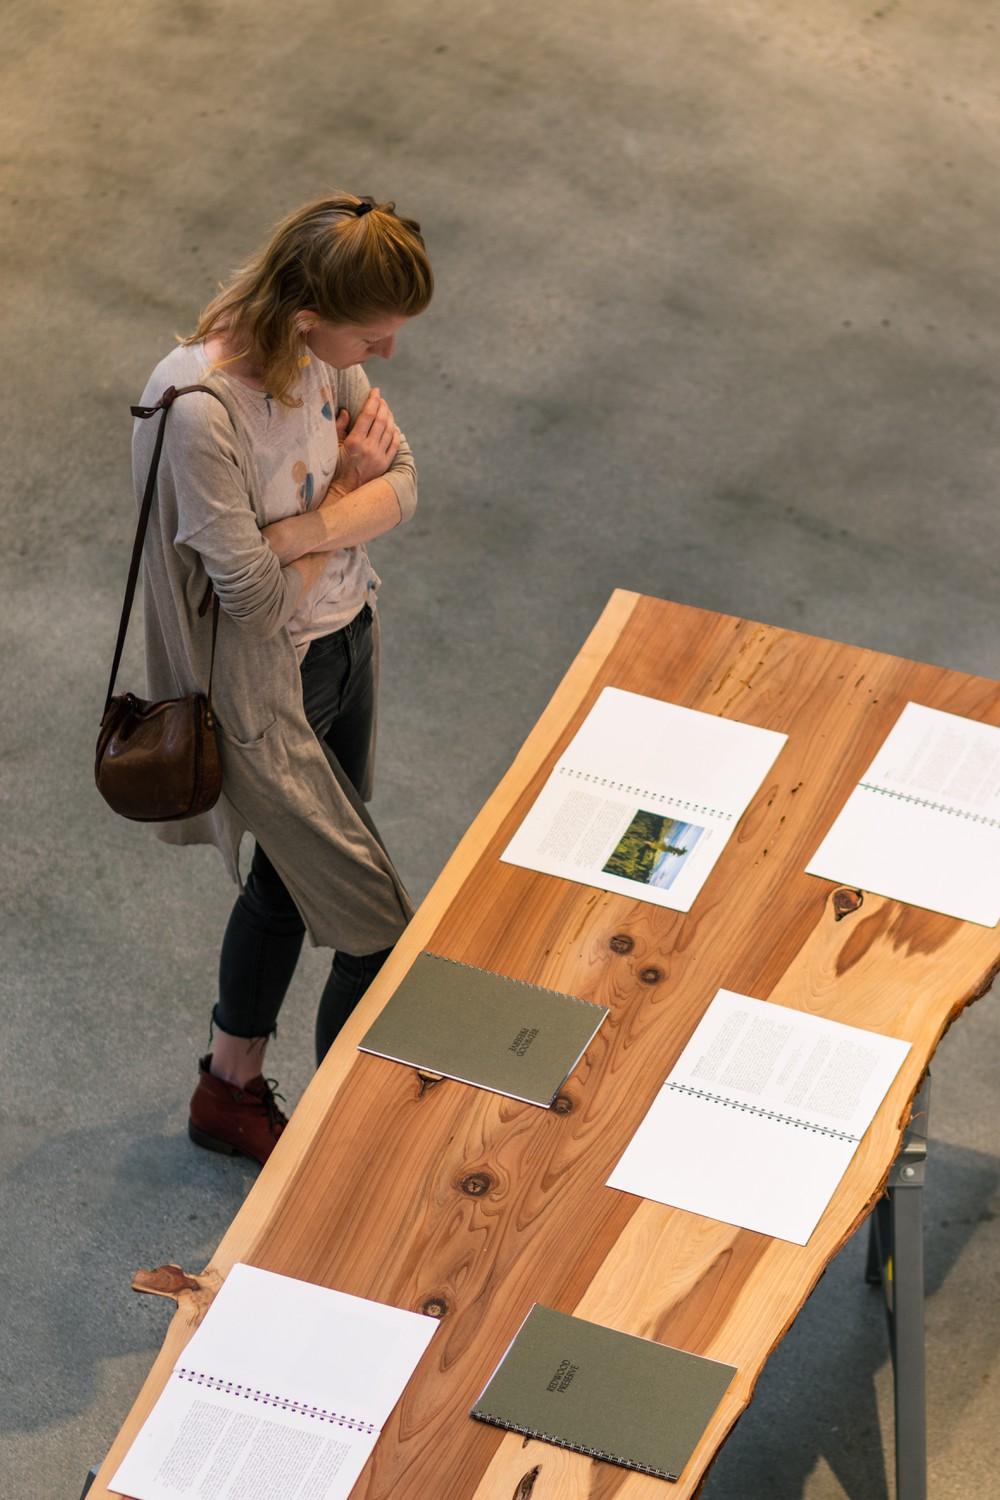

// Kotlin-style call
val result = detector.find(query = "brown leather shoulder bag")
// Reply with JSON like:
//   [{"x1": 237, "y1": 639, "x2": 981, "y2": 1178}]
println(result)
[{"x1": 96, "y1": 382, "x2": 227, "y2": 821}]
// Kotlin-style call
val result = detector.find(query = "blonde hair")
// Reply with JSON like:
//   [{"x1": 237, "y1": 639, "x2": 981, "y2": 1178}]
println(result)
[{"x1": 182, "y1": 192, "x2": 433, "y2": 406}]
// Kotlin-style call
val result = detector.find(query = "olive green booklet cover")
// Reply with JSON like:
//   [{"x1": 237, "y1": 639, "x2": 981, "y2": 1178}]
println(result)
[
  {"x1": 358, "y1": 952, "x2": 607, "y2": 1107},
  {"x1": 471, "y1": 1304, "x2": 737, "y2": 1482}
]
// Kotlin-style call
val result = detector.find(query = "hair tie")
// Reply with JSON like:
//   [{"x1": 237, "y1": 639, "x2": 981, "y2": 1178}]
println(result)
[{"x1": 352, "y1": 201, "x2": 374, "y2": 217}]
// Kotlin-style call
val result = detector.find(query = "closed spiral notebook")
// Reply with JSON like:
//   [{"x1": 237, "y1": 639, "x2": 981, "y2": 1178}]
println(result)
[
  {"x1": 358, "y1": 951, "x2": 607, "y2": 1107},
  {"x1": 470, "y1": 1304, "x2": 736, "y2": 1482}
]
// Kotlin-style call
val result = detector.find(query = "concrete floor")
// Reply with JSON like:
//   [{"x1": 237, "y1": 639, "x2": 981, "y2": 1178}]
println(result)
[{"x1": 2, "y1": 0, "x2": 998, "y2": 1495}]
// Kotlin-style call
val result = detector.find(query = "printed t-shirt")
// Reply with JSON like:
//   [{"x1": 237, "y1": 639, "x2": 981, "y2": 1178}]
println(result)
[{"x1": 200, "y1": 344, "x2": 379, "y2": 654}]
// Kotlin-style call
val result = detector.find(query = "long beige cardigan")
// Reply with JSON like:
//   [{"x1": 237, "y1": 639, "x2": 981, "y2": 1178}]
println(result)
[{"x1": 133, "y1": 341, "x2": 414, "y2": 952}]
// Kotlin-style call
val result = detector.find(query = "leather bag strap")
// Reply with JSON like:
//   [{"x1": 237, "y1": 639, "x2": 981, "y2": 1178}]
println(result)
[{"x1": 105, "y1": 382, "x2": 228, "y2": 713}]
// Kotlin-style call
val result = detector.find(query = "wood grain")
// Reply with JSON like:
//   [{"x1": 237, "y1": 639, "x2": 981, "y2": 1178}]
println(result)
[{"x1": 91, "y1": 593, "x2": 1000, "y2": 1500}]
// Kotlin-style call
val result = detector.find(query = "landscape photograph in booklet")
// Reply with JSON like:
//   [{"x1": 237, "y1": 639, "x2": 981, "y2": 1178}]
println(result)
[{"x1": 603, "y1": 811, "x2": 706, "y2": 891}]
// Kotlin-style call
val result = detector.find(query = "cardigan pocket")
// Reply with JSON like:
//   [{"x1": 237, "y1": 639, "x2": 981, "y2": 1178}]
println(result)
[
  {"x1": 217, "y1": 715, "x2": 328, "y2": 825},
  {"x1": 217, "y1": 716, "x2": 297, "y2": 811},
  {"x1": 218, "y1": 716, "x2": 279, "y2": 750}
]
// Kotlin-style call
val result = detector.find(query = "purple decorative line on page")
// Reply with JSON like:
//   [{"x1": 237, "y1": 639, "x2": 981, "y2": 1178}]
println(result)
[{"x1": 175, "y1": 1368, "x2": 377, "y2": 1434}]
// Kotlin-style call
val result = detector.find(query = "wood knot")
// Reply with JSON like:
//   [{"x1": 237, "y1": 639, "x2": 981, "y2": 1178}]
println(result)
[
  {"x1": 608, "y1": 933, "x2": 634, "y2": 954},
  {"x1": 638, "y1": 966, "x2": 663, "y2": 985},
  {"x1": 551, "y1": 1094, "x2": 573, "y2": 1115},
  {"x1": 512, "y1": 1466, "x2": 543, "y2": 1499},
  {"x1": 832, "y1": 887, "x2": 864, "y2": 921},
  {"x1": 420, "y1": 1295, "x2": 450, "y2": 1318},
  {"x1": 416, "y1": 1069, "x2": 444, "y2": 1097},
  {"x1": 459, "y1": 1171, "x2": 493, "y2": 1197}
]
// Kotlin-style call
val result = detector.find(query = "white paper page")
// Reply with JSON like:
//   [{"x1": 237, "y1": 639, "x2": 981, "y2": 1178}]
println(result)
[
  {"x1": 608, "y1": 1085, "x2": 855, "y2": 1243},
  {"x1": 501, "y1": 689, "x2": 787, "y2": 912},
  {"x1": 807, "y1": 703, "x2": 1000, "y2": 926},
  {"x1": 159, "y1": 1266, "x2": 436, "y2": 1423},
  {"x1": 111, "y1": 1267, "x2": 438, "y2": 1500},
  {"x1": 807, "y1": 786, "x2": 1000, "y2": 925},
  {"x1": 865, "y1": 702, "x2": 1000, "y2": 817},
  {"x1": 548, "y1": 688, "x2": 788, "y2": 811},
  {"x1": 499, "y1": 774, "x2": 726, "y2": 912},
  {"x1": 670, "y1": 989, "x2": 912, "y2": 1138},
  {"x1": 607, "y1": 990, "x2": 910, "y2": 1244},
  {"x1": 111, "y1": 1378, "x2": 375, "y2": 1500}
]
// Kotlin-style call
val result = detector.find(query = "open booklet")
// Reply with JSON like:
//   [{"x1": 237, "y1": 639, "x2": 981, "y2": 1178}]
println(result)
[
  {"x1": 110, "y1": 1265, "x2": 438, "y2": 1500},
  {"x1": 500, "y1": 688, "x2": 787, "y2": 912},
  {"x1": 607, "y1": 990, "x2": 910, "y2": 1245},
  {"x1": 806, "y1": 701, "x2": 1000, "y2": 926}
]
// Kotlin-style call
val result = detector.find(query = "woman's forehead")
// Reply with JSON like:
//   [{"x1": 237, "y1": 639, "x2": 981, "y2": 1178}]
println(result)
[{"x1": 346, "y1": 314, "x2": 409, "y2": 338}]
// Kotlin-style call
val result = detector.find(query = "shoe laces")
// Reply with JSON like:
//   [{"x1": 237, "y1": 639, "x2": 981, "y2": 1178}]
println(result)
[
  {"x1": 245, "y1": 1076, "x2": 287, "y2": 1131},
  {"x1": 263, "y1": 1078, "x2": 288, "y2": 1129}
]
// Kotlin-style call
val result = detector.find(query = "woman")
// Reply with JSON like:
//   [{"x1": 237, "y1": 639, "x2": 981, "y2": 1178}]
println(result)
[{"x1": 133, "y1": 192, "x2": 432, "y2": 1165}]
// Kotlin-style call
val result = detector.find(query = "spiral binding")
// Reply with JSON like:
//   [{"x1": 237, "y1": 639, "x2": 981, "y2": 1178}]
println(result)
[
  {"x1": 557, "y1": 765, "x2": 733, "y2": 821},
  {"x1": 859, "y1": 781, "x2": 1000, "y2": 829},
  {"x1": 664, "y1": 1082, "x2": 859, "y2": 1142},
  {"x1": 470, "y1": 1413, "x2": 673, "y2": 1480},
  {"x1": 174, "y1": 1368, "x2": 376, "y2": 1433}
]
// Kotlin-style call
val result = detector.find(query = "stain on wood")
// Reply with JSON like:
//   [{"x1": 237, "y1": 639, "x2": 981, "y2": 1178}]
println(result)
[
  {"x1": 889, "y1": 905, "x2": 962, "y2": 958},
  {"x1": 835, "y1": 904, "x2": 893, "y2": 975}
]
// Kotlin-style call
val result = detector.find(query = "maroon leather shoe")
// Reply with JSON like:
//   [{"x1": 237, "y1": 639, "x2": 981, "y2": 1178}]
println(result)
[{"x1": 188, "y1": 1054, "x2": 288, "y2": 1165}]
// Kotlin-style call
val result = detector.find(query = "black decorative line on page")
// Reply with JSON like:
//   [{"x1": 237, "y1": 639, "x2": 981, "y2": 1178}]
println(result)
[
  {"x1": 663, "y1": 1082, "x2": 859, "y2": 1143},
  {"x1": 858, "y1": 782, "x2": 1000, "y2": 829},
  {"x1": 425, "y1": 953, "x2": 603, "y2": 1013},
  {"x1": 557, "y1": 765, "x2": 734, "y2": 821},
  {"x1": 470, "y1": 1413, "x2": 674, "y2": 1481},
  {"x1": 174, "y1": 1368, "x2": 376, "y2": 1434}
]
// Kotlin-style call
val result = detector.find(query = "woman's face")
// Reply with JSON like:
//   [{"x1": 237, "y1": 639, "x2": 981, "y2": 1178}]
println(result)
[{"x1": 302, "y1": 313, "x2": 410, "y2": 369}]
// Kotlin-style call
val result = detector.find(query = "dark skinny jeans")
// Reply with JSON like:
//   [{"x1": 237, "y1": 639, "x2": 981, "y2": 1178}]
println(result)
[{"x1": 213, "y1": 604, "x2": 392, "y2": 1064}]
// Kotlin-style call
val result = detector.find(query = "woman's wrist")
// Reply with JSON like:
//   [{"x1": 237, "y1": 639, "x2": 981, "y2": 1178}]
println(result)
[
  {"x1": 315, "y1": 488, "x2": 346, "y2": 550},
  {"x1": 265, "y1": 476, "x2": 401, "y2": 563},
  {"x1": 262, "y1": 509, "x2": 327, "y2": 564}
]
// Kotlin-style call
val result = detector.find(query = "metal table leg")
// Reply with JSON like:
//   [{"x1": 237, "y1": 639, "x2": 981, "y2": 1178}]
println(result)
[
  {"x1": 79, "y1": 1465, "x2": 99, "y2": 1498},
  {"x1": 865, "y1": 1073, "x2": 930, "y2": 1500}
]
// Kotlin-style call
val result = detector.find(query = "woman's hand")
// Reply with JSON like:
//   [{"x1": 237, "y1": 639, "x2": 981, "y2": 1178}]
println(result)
[
  {"x1": 260, "y1": 388, "x2": 406, "y2": 563},
  {"x1": 329, "y1": 387, "x2": 401, "y2": 496}
]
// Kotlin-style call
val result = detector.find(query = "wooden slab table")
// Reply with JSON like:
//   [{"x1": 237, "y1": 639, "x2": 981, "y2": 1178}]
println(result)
[{"x1": 91, "y1": 592, "x2": 1000, "y2": 1500}]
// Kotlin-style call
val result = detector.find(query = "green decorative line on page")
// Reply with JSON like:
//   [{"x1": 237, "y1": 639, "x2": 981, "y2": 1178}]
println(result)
[
  {"x1": 858, "y1": 782, "x2": 1000, "y2": 829},
  {"x1": 663, "y1": 1082, "x2": 859, "y2": 1143}
]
